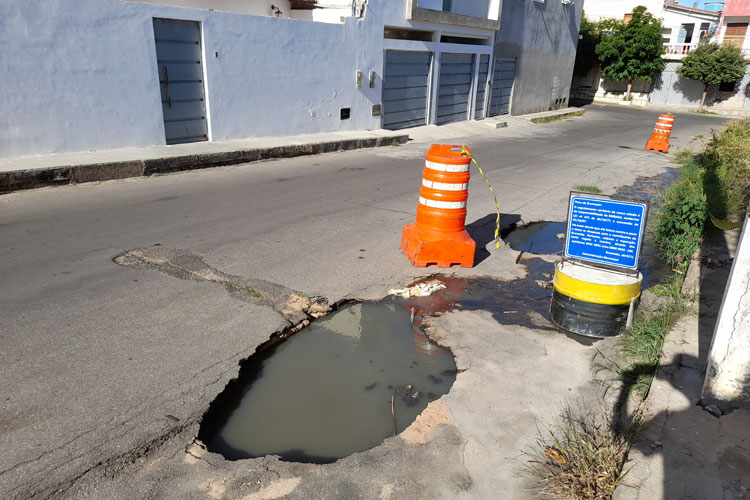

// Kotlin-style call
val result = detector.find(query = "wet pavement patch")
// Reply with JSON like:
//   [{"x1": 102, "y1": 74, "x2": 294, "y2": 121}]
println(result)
[
  {"x1": 501, "y1": 221, "x2": 565, "y2": 255},
  {"x1": 199, "y1": 300, "x2": 456, "y2": 464},
  {"x1": 614, "y1": 168, "x2": 679, "y2": 288},
  {"x1": 403, "y1": 257, "x2": 559, "y2": 333}
]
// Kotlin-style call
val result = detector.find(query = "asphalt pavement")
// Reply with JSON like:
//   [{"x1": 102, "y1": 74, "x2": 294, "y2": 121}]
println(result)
[{"x1": 0, "y1": 105, "x2": 729, "y2": 499}]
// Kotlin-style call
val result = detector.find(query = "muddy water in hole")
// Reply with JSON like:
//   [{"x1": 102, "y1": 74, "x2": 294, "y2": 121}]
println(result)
[
  {"x1": 203, "y1": 301, "x2": 456, "y2": 463},
  {"x1": 502, "y1": 221, "x2": 566, "y2": 255}
]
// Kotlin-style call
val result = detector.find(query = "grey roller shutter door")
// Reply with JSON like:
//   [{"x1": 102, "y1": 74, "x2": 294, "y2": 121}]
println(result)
[
  {"x1": 382, "y1": 51, "x2": 432, "y2": 130},
  {"x1": 153, "y1": 19, "x2": 209, "y2": 145},
  {"x1": 650, "y1": 69, "x2": 702, "y2": 107},
  {"x1": 474, "y1": 54, "x2": 490, "y2": 120},
  {"x1": 436, "y1": 53, "x2": 475, "y2": 125},
  {"x1": 489, "y1": 58, "x2": 515, "y2": 116}
]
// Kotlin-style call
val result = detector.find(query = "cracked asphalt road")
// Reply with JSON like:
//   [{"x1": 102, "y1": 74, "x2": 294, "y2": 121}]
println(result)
[{"x1": 0, "y1": 106, "x2": 728, "y2": 499}]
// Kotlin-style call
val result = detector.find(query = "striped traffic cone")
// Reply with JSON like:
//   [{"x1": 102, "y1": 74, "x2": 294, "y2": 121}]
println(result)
[
  {"x1": 401, "y1": 145, "x2": 476, "y2": 268},
  {"x1": 645, "y1": 114, "x2": 674, "y2": 153}
]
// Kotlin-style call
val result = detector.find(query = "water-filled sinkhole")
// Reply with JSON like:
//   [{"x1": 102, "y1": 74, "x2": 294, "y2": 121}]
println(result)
[
  {"x1": 199, "y1": 299, "x2": 457, "y2": 464},
  {"x1": 501, "y1": 221, "x2": 566, "y2": 255}
]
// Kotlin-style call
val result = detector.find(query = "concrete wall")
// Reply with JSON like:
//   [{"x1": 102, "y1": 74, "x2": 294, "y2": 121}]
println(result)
[
  {"x1": 125, "y1": 0, "x2": 297, "y2": 18},
  {"x1": 417, "y1": 0, "x2": 492, "y2": 18},
  {"x1": 128, "y1": 0, "x2": 352, "y2": 23},
  {"x1": 452, "y1": 0, "x2": 492, "y2": 19},
  {"x1": 702, "y1": 217, "x2": 750, "y2": 410},
  {"x1": 1, "y1": 0, "x2": 388, "y2": 158},
  {"x1": 493, "y1": 0, "x2": 583, "y2": 115},
  {"x1": 2, "y1": 0, "x2": 500, "y2": 159}
]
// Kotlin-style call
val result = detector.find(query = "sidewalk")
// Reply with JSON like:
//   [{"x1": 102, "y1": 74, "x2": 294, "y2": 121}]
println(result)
[
  {"x1": 0, "y1": 109, "x2": 584, "y2": 194},
  {"x1": 0, "y1": 129, "x2": 409, "y2": 194},
  {"x1": 615, "y1": 230, "x2": 750, "y2": 500}
]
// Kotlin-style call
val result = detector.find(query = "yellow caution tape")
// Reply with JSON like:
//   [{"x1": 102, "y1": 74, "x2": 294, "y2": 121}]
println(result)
[{"x1": 461, "y1": 147, "x2": 501, "y2": 249}]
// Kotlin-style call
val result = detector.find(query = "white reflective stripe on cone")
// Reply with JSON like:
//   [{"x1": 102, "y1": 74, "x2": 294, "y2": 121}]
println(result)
[
  {"x1": 419, "y1": 196, "x2": 467, "y2": 209},
  {"x1": 425, "y1": 160, "x2": 469, "y2": 173},
  {"x1": 422, "y1": 179, "x2": 468, "y2": 191}
]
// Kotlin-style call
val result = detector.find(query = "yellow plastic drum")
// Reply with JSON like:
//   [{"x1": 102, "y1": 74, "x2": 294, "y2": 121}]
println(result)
[{"x1": 550, "y1": 261, "x2": 642, "y2": 338}]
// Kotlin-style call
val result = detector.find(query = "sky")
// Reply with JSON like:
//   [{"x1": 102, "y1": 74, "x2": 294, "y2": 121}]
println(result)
[{"x1": 675, "y1": 0, "x2": 724, "y2": 10}]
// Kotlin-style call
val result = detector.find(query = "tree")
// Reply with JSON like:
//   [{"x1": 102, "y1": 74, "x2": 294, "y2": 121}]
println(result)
[
  {"x1": 677, "y1": 43, "x2": 748, "y2": 110},
  {"x1": 573, "y1": 15, "x2": 625, "y2": 77},
  {"x1": 595, "y1": 6, "x2": 665, "y2": 100}
]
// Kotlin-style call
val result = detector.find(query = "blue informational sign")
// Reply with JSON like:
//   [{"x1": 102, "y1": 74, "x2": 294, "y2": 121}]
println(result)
[{"x1": 564, "y1": 194, "x2": 647, "y2": 270}]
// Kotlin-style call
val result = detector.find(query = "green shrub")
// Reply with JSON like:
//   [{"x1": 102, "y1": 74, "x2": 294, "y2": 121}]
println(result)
[{"x1": 655, "y1": 164, "x2": 706, "y2": 266}]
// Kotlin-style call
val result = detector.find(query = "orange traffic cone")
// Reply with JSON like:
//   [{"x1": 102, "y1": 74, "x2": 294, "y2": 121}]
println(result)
[
  {"x1": 401, "y1": 145, "x2": 476, "y2": 268},
  {"x1": 645, "y1": 114, "x2": 674, "y2": 153}
]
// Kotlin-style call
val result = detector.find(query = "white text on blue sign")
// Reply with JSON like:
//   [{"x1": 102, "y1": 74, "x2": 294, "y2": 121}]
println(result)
[{"x1": 565, "y1": 196, "x2": 646, "y2": 270}]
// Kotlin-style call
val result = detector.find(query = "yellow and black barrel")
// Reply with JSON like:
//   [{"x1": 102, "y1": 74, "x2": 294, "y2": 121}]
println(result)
[{"x1": 550, "y1": 261, "x2": 642, "y2": 338}]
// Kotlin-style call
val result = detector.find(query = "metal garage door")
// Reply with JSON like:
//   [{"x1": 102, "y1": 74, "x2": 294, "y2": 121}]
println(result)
[
  {"x1": 382, "y1": 51, "x2": 432, "y2": 130},
  {"x1": 153, "y1": 18, "x2": 209, "y2": 145},
  {"x1": 436, "y1": 53, "x2": 475, "y2": 125},
  {"x1": 474, "y1": 55, "x2": 490, "y2": 120},
  {"x1": 650, "y1": 70, "x2": 703, "y2": 107},
  {"x1": 488, "y1": 58, "x2": 515, "y2": 116}
]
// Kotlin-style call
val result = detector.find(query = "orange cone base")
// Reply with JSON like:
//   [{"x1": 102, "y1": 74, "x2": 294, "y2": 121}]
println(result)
[
  {"x1": 646, "y1": 138, "x2": 669, "y2": 153},
  {"x1": 401, "y1": 224, "x2": 476, "y2": 268}
]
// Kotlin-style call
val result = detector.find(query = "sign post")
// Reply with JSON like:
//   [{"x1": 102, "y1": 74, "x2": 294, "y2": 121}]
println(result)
[
  {"x1": 565, "y1": 194, "x2": 647, "y2": 271},
  {"x1": 550, "y1": 192, "x2": 648, "y2": 338}
]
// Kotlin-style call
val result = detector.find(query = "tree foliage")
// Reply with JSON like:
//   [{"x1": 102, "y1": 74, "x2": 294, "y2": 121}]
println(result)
[
  {"x1": 595, "y1": 6, "x2": 665, "y2": 84},
  {"x1": 677, "y1": 43, "x2": 747, "y2": 86},
  {"x1": 573, "y1": 14, "x2": 625, "y2": 77},
  {"x1": 573, "y1": 15, "x2": 600, "y2": 77}
]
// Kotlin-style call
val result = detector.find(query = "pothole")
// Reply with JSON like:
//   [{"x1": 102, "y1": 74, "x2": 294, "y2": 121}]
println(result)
[
  {"x1": 198, "y1": 298, "x2": 457, "y2": 464},
  {"x1": 196, "y1": 257, "x2": 576, "y2": 465},
  {"x1": 501, "y1": 221, "x2": 565, "y2": 255}
]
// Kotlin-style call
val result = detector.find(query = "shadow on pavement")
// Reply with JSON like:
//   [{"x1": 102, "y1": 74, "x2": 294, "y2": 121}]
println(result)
[{"x1": 466, "y1": 213, "x2": 521, "y2": 265}]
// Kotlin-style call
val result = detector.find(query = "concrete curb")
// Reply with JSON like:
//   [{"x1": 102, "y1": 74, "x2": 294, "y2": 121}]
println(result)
[
  {"x1": 518, "y1": 107, "x2": 586, "y2": 122},
  {"x1": 0, "y1": 135, "x2": 409, "y2": 194},
  {"x1": 612, "y1": 247, "x2": 704, "y2": 500}
]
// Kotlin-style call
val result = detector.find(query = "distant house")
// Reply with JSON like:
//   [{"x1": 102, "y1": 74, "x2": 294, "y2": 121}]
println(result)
[
  {"x1": 570, "y1": 0, "x2": 750, "y2": 111},
  {"x1": 1, "y1": 0, "x2": 582, "y2": 159}
]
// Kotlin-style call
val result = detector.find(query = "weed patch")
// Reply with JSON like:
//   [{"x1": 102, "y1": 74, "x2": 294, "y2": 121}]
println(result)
[
  {"x1": 656, "y1": 120, "x2": 750, "y2": 267},
  {"x1": 522, "y1": 402, "x2": 646, "y2": 500},
  {"x1": 531, "y1": 111, "x2": 585, "y2": 124},
  {"x1": 573, "y1": 185, "x2": 603, "y2": 194}
]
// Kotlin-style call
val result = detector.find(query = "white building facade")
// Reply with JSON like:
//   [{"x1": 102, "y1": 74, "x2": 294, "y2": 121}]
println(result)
[{"x1": 1, "y1": 0, "x2": 510, "y2": 159}]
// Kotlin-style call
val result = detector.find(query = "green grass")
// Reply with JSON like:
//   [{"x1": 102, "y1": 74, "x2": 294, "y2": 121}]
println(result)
[
  {"x1": 531, "y1": 110, "x2": 585, "y2": 124},
  {"x1": 593, "y1": 274, "x2": 691, "y2": 399},
  {"x1": 695, "y1": 110, "x2": 718, "y2": 115},
  {"x1": 523, "y1": 120, "x2": 750, "y2": 499},
  {"x1": 598, "y1": 120, "x2": 750, "y2": 401},
  {"x1": 522, "y1": 401, "x2": 645, "y2": 500},
  {"x1": 573, "y1": 185, "x2": 603, "y2": 194}
]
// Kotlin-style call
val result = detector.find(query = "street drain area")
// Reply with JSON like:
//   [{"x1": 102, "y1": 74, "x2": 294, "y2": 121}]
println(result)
[
  {"x1": 501, "y1": 221, "x2": 565, "y2": 255},
  {"x1": 199, "y1": 300, "x2": 457, "y2": 464}
]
